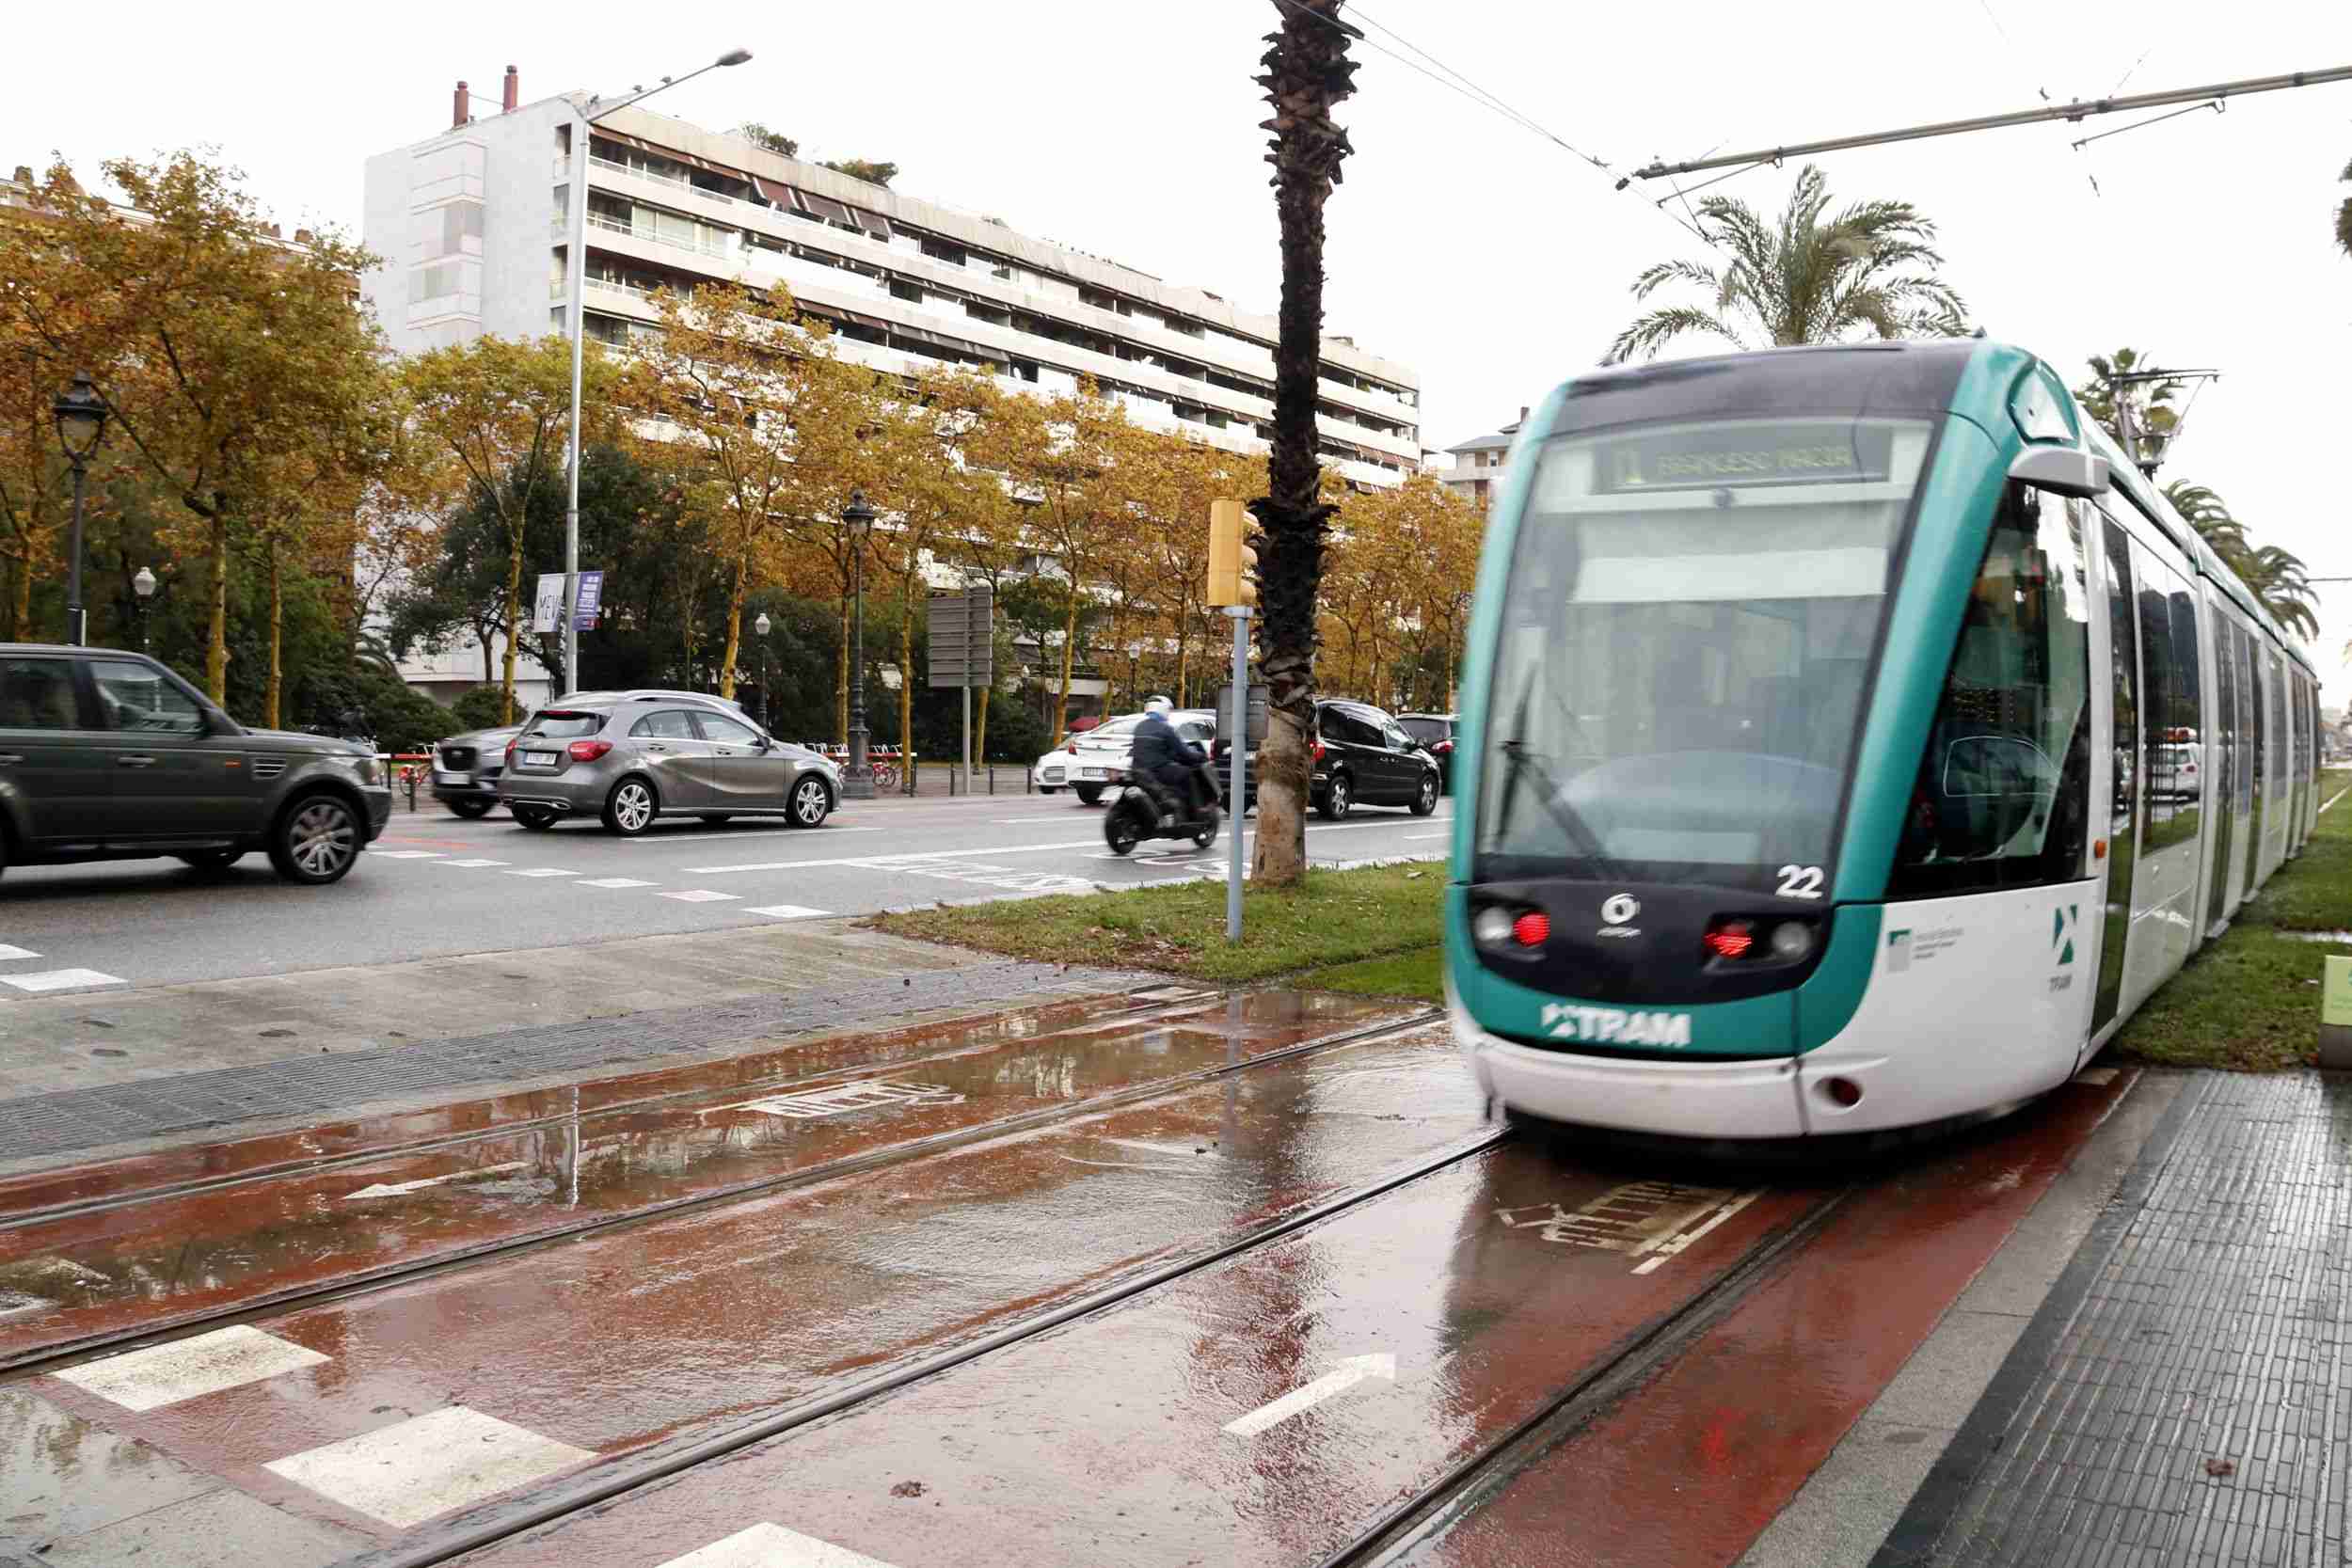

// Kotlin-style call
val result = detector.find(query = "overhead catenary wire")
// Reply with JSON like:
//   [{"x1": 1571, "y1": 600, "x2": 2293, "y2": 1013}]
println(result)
[{"x1": 1263, "y1": 0, "x2": 1712, "y2": 244}]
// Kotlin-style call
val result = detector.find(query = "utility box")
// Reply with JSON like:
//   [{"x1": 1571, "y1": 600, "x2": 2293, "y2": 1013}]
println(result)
[{"x1": 2321, "y1": 955, "x2": 2352, "y2": 1069}]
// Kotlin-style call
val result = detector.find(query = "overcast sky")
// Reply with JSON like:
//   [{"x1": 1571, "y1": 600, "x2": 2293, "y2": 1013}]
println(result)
[{"x1": 8, "y1": 1, "x2": 2346, "y2": 697}]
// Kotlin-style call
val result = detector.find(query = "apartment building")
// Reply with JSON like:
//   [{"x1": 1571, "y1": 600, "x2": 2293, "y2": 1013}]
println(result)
[
  {"x1": 1438, "y1": 408, "x2": 1527, "y2": 509},
  {"x1": 360, "y1": 71, "x2": 1422, "y2": 492}
]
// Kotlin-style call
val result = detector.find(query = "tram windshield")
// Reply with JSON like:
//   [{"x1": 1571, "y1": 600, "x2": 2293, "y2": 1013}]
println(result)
[{"x1": 1477, "y1": 416, "x2": 1933, "y2": 892}]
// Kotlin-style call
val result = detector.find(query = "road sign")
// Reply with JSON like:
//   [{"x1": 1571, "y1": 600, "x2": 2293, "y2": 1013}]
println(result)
[
  {"x1": 573, "y1": 570, "x2": 604, "y2": 631},
  {"x1": 1215, "y1": 680, "x2": 1269, "y2": 747},
  {"x1": 928, "y1": 586, "x2": 994, "y2": 689},
  {"x1": 531, "y1": 573, "x2": 565, "y2": 634}
]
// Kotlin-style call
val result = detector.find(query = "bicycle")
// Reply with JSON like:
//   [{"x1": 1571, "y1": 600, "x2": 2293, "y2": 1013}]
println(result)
[{"x1": 870, "y1": 758, "x2": 900, "y2": 791}]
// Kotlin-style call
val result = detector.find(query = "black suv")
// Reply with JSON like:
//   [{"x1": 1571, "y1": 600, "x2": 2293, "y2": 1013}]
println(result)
[
  {"x1": 1214, "y1": 698, "x2": 1441, "y2": 819},
  {"x1": 1396, "y1": 713, "x2": 1457, "y2": 792},
  {"x1": 0, "y1": 645, "x2": 392, "y2": 884}
]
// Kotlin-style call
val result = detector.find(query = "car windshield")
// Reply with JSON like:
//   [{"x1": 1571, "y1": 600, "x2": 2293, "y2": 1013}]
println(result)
[
  {"x1": 1476, "y1": 416, "x2": 1933, "y2": 891},
  {"x1": 522, "y1": 710, "x2": 607, "y2": 740},
  {"x1": 1399, "y1": 717, "x2": 1449, "y2": 743}
]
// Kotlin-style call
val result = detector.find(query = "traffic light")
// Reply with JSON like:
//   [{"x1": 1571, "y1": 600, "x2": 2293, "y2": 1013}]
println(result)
[{"x1": 1207, "y1": 499, "x2": 1258, "y2": 609}]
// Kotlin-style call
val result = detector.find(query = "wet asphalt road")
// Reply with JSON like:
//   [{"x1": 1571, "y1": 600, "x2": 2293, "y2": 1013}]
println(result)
[{"x1": 0, "y1": 791, "x2": 1454, "y2": 993}]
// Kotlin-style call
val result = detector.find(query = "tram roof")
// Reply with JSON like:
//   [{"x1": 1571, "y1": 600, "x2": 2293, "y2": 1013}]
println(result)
[{"x1": 1536, "y1": 340, "x2": 2313, "y2": 673}]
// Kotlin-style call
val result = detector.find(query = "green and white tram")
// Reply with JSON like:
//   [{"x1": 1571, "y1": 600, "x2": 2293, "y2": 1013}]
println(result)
[{"x1": 1448, "y1": 341, "x2": 2322, "y2": 1140}]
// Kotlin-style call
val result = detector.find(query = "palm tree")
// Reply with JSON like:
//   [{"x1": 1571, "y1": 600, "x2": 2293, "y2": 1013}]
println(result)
[
  {"x1": 1603, "y1": 165, "x2": 1967, "y2": 364},
  {"x1": 2242, "y1": 545, "x2": 2320, "y2": 641},
  {"x1": 2160, "y1": 479, "x2": 2246, "y2": 561},
  {"x1": 1247, "y1": 0, "x2": 1357, "y2": 888},
  {"x1": 2074, "y1": 348, "x2": 2182, "y2": 462}
]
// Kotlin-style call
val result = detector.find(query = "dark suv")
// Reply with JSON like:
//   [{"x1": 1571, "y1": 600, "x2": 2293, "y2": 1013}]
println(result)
[
  {"x1": 1396, "y1": 713, "x2": 1457, "y2": 792},
  {"x1": 0, "y1": 645, "x2": 392, "y2": 884},
  {"x1": 1214, "y1": 698, "x2": 1441, "y2": 819}
]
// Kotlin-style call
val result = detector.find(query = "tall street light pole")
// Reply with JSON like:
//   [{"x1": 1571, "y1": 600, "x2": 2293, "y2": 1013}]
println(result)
[
  {"x1": 52, "y1": 373, "x2": 109, "y2": 648},
  {"x1": 563, "y1": 46, "x2": 753, "y2": 692},
  {"x1": 841, "y1": 489, "x2": 876, "y2": 800}
]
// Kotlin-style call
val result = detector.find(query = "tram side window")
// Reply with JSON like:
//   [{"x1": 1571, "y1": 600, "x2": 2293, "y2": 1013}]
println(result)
[
  {"x1": 2136, "y1": 550, "x2": 2200, "y2": 853},
  {"x1": 1891, "y1": 485, "x2": 2091, "y2": 897}
]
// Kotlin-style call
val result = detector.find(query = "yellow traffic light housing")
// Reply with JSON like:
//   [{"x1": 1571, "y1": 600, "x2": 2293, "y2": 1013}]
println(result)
[{"x1": 1208, "y1": 499, "x2": 1258, "y2": 609}]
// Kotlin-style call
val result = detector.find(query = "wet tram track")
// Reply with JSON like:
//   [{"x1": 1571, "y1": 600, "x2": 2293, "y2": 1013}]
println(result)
[{"x1": 0, "y1": 990, "x2": 1431, "y2": 1373}]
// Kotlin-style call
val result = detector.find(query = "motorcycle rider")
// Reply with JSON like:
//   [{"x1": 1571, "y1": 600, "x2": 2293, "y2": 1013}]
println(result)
[{"x1": 1129, "y1": 696, "x2": 1207, "y2": 824}]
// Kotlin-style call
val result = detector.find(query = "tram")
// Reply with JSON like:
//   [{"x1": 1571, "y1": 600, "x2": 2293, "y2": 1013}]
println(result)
[{"x1": 1446, "y1": 340, "x2": 2323, "y2": 1139}]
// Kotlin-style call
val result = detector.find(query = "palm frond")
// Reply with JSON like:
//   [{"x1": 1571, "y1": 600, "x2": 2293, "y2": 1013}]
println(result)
[{"x1": 1602, "y1": 307, "x2": 1747, "y2": 366}]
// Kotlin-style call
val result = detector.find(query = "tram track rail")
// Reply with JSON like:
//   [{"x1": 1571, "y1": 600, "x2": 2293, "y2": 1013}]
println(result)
[{"x1": 1, "y1": 1004, "x2": 1441, "y2": 1379}]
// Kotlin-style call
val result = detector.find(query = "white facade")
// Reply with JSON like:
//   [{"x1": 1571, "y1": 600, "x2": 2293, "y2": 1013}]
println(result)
[
  {"x1": 1437, "y1": 408, "x2": 1529, "y2": 508},
  {"x1": 360, "y1": 89, "x2": 1422, "y2": 493}
]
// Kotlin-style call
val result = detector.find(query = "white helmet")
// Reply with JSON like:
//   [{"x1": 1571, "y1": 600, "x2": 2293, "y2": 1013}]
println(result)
[{"x1": 1144, "y1": 696, "x2": 1173, "y2": 715}]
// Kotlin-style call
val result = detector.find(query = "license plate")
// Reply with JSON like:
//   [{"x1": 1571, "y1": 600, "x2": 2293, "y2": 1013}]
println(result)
[
  {"x1": 437, "y1": 770, "x2": 467, "y2": 784},
  {"x1": 525, "y1": 751, "x2": 558, "y2": 766},
  {"x1": 1082, "y1": 767, "x2": 1106, "y2": 779}
]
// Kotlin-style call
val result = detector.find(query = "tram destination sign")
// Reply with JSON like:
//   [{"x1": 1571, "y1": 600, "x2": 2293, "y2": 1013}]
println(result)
[{"x1": 1594, "y1": 421, "x2": 1894, "y2": 495}]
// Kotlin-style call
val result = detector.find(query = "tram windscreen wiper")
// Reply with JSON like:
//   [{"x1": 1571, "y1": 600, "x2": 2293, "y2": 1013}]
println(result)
[{"x1": 1494, "y1": 736, "x2": 1628, "y2": 881}]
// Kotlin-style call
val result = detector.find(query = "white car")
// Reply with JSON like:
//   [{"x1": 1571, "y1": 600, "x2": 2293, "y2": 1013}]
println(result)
[{"x1": 1033, "y1": 710, "x2": 1216, "y2": 804}]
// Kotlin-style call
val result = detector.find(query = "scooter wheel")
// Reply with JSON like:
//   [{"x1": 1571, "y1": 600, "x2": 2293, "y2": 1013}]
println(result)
[
  {"x1": 1104, "y1": 808, "x2": 1141, "y2": 856},
  {"x1": 1191, "y1": 803, "x2": 1220, "y2": 849}
]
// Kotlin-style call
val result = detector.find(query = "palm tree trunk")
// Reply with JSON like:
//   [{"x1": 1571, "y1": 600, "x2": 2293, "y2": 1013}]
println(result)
[
  {"x1": 265, "y1": 537, "x2": 282, "y2": 729},
  {"x1": 1249, "y1": 0, "x2": 1356, "y2": 888},
  {"x1": 206, "y1": 514, "x2": 230, "y2": 705}
]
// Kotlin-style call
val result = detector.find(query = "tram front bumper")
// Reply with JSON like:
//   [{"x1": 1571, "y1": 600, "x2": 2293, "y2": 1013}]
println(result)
[{"x1": 1453, "y1": 997, "x2": 1807, "y2": 1140}]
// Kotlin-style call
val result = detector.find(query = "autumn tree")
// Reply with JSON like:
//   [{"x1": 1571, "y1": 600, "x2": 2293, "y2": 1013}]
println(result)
[
  {"x1": 964, "y1": 379, "x2": 1141, "y2": 749},
  {"x1": 405, "y1": 334, "x2": 613, "y2": 721},
  {"x1": 1, "y1": 153, "x2": 389, "y2": 703}
]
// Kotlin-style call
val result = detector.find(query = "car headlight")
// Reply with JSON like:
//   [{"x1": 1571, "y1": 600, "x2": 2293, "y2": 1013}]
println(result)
[{"x1": 328, "y1": 752, "x2": 382, "y2": 785}]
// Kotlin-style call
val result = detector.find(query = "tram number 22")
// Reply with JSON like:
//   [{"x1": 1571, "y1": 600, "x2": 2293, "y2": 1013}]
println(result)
[{"x1": 1775, "y1": 864, "x2": 1826, "y2": 900}]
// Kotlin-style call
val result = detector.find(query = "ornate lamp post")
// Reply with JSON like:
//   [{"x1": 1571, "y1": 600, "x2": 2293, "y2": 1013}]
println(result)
[
  {"x1": 841, "y1": 488, "x2": 876, "y2": 800},
  {"x1": 753, "y1": 610, "x2": 771, "y2": 731},
  {"x1": 52, "y1": 374, "x2": 109, "y2": 647},
  {"x1": 132, "y1": 566, "x2": 157, "y2": 653}
]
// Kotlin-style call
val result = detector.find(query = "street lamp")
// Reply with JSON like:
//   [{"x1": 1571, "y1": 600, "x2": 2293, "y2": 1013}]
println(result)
[
  {"x1": 841, "y1": 489, "x2": 876, "y2": 800},
  {"x1": 132, "y1": 565, "x2": 157, "y2": 654},
  {"x1": 754, "y1": 610, "x2": 771, "y2": 731},
  {"x1": 52, "y1": 373, "x2": 108, "y2": 647},
  {"x1": 561, "y1": 45, "x2": 754, "y2": 695}
]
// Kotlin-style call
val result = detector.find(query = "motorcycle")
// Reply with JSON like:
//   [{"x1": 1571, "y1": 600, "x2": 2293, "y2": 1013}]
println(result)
[{"x1": 1102, "y1": 760, "x2": 1221, "y2": 855}]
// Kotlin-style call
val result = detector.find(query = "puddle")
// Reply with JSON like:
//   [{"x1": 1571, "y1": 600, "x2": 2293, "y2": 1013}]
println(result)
[{"x1": 2287, "y1": 930, "x2": 2352, "y2": 944}]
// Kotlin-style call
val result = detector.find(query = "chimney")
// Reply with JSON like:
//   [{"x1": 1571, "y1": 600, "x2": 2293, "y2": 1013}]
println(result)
[
  {"x1": 1519, "y1": 405, "x2": 1529, "y2": 420},
  {"x1": 502, "y1": 66, "x2": 519, "y2": 113},
  {"x1": 294, "y1": 228, "x2": 314, "y2": 245},
  {"x1": 268, "y1": 223, "x2": 282, "y2": 239},
  {"x1": 10, "y1": 166, "x2": 29, "y2": 186},
  {"x1": 452, "y1": 79, "x2": 470, "y2": 128}
]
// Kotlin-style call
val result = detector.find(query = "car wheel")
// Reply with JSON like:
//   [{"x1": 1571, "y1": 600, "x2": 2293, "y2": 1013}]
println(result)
[
  {"x1": 177, "y1": 848, "x2": 244, "y2": 872},
  {"x1": 1409, "y1": 771, "x2": 1439, "y2": 816},
  {"x1": 446, "y1": 798, "x2": 494, "y2": 819},
  {"x1": 512, "y1": 805, "x2": 559, "y2": 832},
  {"x1": 1038, "y1": 784, "x2": 1058, "y2": 795},
  {"x1": 268, "y1": 793, "x2": 361, "y2": 886},
  {"x1": 787, "y1": 775, "x2": 832, "y2": 828},
  {"x1": 602, "y1": 777, "x2": 660, "y2": 836},
  {"x1": 1073, "y1": 784, "x2": 1104, "y2": 805},
  {"x1": 1320, "y1": 773, "x2": 1353, "y2": 820}
]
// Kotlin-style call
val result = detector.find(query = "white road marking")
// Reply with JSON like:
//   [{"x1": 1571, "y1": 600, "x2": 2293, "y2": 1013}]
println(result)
[
  {"x1": 342, "y1": 1161, "x2": 534, "y2": 1201},
  {"x1": 746, "y1": 904, "x2": 832, "y2": 919},
  {"x1": 264, "y1": 1405, "x2": 592, "y2": 1528},
  {"x1": 1630, "y1": 1190, "x2": 1764, "y2": 1275},
  {"x1": 504, "y1": 867, "x2": 578, "y2": 879},
  {"x1": 578, "y1": 878, "x2": 657, "y2": 889},
  {"x1": 686, "y1": 817, "x2": 1428, "y2": 876},
  {"x1": 0, "y1": 969, "x2": 124, "y2": 993},
  {"x1": 1223, "y1": 1354, "x2": 1397, "y2": 1436},
  {"x1": 741, "y1": 1080, "x2": 964, "y2": 1119},
  {"x1": 55, "y1": 1324, "x2": 327, "y2": 1411},
  {"x1": 2322, "y1": 785, "x2": 2346, "y2": 816},
  {"x1": 660, "y1": 890, "x2": 739, "y2": 903},
  {"x1": 443, "y1": 859, "x2": 509, "y2": 868},
  {"x1": 0, "y1": 944, "x2": 40, "y2": 960},
  {"x1": 656, "y1": 1523, "x2": 901, "y2": 1568},
  {"x1": 1406, "y1": 832, "x2": 1450, "y2": 840},
  {"x1": 367, "y1": 850, "x2": 447, "y2": 860},
  {"x1": 619, "y1": 827, "x2": 883, "y2": 846}
]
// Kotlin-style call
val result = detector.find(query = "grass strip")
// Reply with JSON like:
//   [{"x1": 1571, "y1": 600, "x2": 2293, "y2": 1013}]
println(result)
[
  {"x1": 870, "y1": 861, "x2": 1445, "y2": 984},
  {"x1": 2112, "y1": 770, "x2": 2352, "y2": 1072}
]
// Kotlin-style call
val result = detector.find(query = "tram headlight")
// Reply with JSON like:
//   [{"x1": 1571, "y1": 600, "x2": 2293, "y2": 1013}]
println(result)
[
  {"x1": 1769, "y1": 921, "x2": 1815, "y2": 961},
  {"x1": 1468, "y1": 902, "x2": 1524, "y2": 949}
]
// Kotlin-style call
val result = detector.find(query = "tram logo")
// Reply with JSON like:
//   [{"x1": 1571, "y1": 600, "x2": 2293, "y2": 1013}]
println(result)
[
  {"x1": 1885, "y1": 929, "x2": 1913, "y2": 974},
  {"x1": 2053, "y1": 904, "x2": 2079, "y2": 965},
  {"x1": 1600, "y1": 893, "x2": 1641, "y2": 927},
  {"x1": 1540, "y1": 1002, "x2": 1692, "y2": 1048}
]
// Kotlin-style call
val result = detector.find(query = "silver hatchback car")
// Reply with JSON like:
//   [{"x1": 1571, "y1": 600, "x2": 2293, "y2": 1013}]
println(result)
[{"x1": 496, "y1": 694, "x2": 839, "y2": 835}]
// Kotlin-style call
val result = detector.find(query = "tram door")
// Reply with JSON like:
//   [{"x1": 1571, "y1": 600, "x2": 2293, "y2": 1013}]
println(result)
[
  {"x1": 2244, "y1": 636, "x2": 2265, "y2": 897},
  {"x1": 2089, "y1": 517, "x2": 2139, "y2": 1042},
  {"x1": 2202, "y1": 597, "x2": 2236, "y2": 937}
]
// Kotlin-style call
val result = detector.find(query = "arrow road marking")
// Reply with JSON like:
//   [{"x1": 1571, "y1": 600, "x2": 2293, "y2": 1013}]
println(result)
[
  {"x1": 1223, "y1": 1353, "x2": 1397, "y2": 1436},
  {"x1": 343, "y1": 1161, "x2": 532, "y2": 1201}
]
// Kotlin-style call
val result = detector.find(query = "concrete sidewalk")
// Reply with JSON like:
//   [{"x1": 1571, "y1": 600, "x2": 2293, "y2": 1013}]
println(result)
[{"x1": 0, "y1": 920, "x2": 1146, "y2": 1179}]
